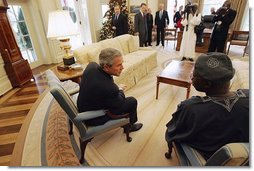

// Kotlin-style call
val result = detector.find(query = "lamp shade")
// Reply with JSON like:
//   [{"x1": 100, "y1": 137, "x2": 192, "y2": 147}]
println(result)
[{"x1": 47, "y1": 10, "x2": 79, "y2": 38}]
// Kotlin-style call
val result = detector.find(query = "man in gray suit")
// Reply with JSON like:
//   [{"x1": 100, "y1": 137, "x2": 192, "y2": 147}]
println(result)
[{"x1": 134, "y1": 3, "x2": 148, "y2": 47}]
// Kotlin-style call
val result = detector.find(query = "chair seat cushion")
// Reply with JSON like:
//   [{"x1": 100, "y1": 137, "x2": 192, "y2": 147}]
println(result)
[{"x1": 83, "y1": 118, "x2": 130, "y2": 140}]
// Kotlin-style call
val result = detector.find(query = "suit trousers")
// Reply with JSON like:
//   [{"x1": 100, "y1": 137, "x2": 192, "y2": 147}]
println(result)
[
  {"x1": 111, "y1": 97, "x2": 138, "y2": 124},
  {"x1": 208, "y1": 31, "x2": 227, "y2": 52},
  {"x1": 157, "y1": 27, "x2": 165, "y2": 46},
  {"x1": 85, "y1": 97, "x2": 138, "y2": 126},
  {"x1": 147, "y1": 28, "x2": 153, "y2": 45}
]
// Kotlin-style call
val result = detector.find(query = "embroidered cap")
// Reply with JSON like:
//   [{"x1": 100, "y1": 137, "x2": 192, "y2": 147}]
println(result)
[{"x1": 194, "y1": 52, "x2": 235, "y2": 81}]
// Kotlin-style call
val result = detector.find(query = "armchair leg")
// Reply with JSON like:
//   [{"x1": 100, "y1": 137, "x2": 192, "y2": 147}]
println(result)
[
  {"x1": 165, "y1": 141, "x2": 173, "y2": 159},
  {"x1": 68, "y1": 119, "x2": 73, "y2": 135},
  {"x1": 123, "y1": 124, "x2": 132, "y2": 142},
  {"x1": 227, "y1": 44, "x2": 231, "y2": 55},
  {"x1": 79, "y1": 138, "x2": 92, "y2": 164}
]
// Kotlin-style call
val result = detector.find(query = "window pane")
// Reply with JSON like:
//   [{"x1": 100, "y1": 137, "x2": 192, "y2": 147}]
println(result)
[
  {"x1": 167, "y1": 0, "x2": 185, "y2": 27},
  {"x1": 28, "y1": 48, "x2": 37, "y2": 62},
  {"x1": 7, "y1": 5, "x2": 38, "y2": 64},
  {"x1": 21, "y1": 49, "x2": 29, "y2": 61},
  {"x1": 18, "y1": 21, "x2": 29, "y2": 35},
  {"x1": 61, "y1": 0, "x2": 77, "y2": 23},
  {"x1": 23, "y1": 36, "x2": 32, "y2": 49},
  {"x1": 7, "y1": 8, "x2": 16, "y2": 22},
  {"x1": 10, "y1": 21, "x2": 19, "y2": 34},
  {"x1": 13, "y1": 6, "x2": 24, "y2": 21}
]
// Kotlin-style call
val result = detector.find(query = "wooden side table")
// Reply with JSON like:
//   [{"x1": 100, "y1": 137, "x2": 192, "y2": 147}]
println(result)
[
  {"x1": 51, "y1": 63, "x2": 86, "y2": 83},
  {"x1": 156, "y1": 60, "x2": 194, "y2": 100}
]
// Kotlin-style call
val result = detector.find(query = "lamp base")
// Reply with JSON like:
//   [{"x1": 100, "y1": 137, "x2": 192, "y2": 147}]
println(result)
[{"x1": 63, "y1": 56, "x2": 75, "y2": 65}]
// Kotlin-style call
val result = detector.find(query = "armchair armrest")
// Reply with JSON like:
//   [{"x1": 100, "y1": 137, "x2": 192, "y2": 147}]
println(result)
[
  {"x1": 205, "y1": 143, "x2": 249, "y2": 166},
  {"x1": 74, "y1": 110, "x2": 106, "y2": 122},
  {"x1": 179, "y1": 143, "x2": 206, "y2": 166},
  {"x1": 67, "y1": 86, "x2": 80, "y2": 96}
]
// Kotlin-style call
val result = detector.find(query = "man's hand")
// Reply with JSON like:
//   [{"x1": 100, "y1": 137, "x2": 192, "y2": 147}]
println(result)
[
  {"x1": 119, "y1": 84, "x2": 127, "y2": 91},
  {"x1": 112, "y1": 26, "x2": 116, "y2": 30}
]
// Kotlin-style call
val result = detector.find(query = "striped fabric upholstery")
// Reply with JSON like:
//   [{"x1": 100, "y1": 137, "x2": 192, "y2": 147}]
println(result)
[
  {"x1": 44, "y1": 70, "x2": 79, "y2": 95},
  {"x1": 172, "y1": 142, "x2": 249, "y2": 166},
  {"x1": 205, "y1": 143, "x2": 249, "y2": 166}
]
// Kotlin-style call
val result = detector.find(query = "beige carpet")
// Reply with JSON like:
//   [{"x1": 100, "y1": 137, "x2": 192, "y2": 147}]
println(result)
[{"x1": 12, "y1": 42, "x2": 247, "y2": 166}]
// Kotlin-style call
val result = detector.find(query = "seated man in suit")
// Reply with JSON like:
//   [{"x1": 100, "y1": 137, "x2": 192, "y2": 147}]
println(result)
[
  {"x1": 165, "y1": 52, "x2": 249, "y2": 160},
  {"x1": 77, "y1": 48, "x2": 143, "y2": 132}
]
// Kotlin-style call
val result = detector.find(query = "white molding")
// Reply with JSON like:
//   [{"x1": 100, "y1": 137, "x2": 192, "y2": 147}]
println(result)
[{"x1": 0, "y1": 75, "x2": 12, "y2": 96}]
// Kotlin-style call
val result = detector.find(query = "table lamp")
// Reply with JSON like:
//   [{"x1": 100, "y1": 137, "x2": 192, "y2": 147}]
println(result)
[{"x1": 47, "y1": 10, "x2": 79, "y2": 65}]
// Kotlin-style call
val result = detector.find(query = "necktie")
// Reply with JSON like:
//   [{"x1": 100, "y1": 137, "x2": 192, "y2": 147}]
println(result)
[{"x1": 160, "y1": 10, "x2": 163, "y2": 19}]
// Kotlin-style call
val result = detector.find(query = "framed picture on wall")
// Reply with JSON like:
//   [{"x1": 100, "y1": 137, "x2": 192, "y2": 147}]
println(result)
[{"x1": 128, "y1": 0, "x2": 148, "y2": 15}]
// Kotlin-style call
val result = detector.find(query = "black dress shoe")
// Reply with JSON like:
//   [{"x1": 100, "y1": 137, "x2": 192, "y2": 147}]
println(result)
[
  {"x1": 188, "y1": 58, "x2": 194, "y2": 62},
  {"x1": 181, "y1": 57, "x2": 187, "y2": 61},
  {"x1": 156, "y1": 44, "x2": 159, "y2": 46},
  {"x1": 129, "y1": 123, "x2": 143, "y2": 132}
]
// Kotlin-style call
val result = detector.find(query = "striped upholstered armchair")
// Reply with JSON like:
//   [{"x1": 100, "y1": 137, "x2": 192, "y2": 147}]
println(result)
[
  {"x1": 46, "y1": 71, "x2": 132, "y2": 164},
  {"x1": 165, "y1": 140, "x2": 249, "y2": 166}
]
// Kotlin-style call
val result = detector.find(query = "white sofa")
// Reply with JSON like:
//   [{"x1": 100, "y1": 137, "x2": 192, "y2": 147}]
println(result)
[
  {"x1": 73, "y1": 34, "x2": 157, "y2": 90},
  {"x1": 230, "y1": 58, "x2": 249, "y2": 91}
]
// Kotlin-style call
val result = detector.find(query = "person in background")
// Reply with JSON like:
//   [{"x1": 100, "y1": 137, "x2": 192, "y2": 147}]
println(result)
[
  {"x1": 208, "y1": 0, "x2": 236, "y2": 52},
  {"x1": 112, "y1": 4, "x2": 128, "y2": 37},
  {"x1": 173, "y1": 5, "x2": 183, "y2": 29},
  {"x1": 77, "y1": 48, "x2": 143, "y2": 131},
  {"x1": 155, "y1": 3, "x2": 169, "y2": 47},
  {"x1": 134, "y1": 3, "x2": 148, "y2": 47},
  {"x1": 210, "y1": 7, "x2": 216, "y2": 15},
  {"x1": 165, "y1": 52, "x2": 249, "y2": 160},
  {"x1": 146, "y1": 8, "x2": 153, "y2": 46},
  {"x1": 179, "y1": 3, "x2": 201, "y2": 61}
]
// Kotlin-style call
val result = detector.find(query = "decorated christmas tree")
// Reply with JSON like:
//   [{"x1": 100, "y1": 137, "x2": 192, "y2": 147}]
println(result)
[{"x1": 100, "y1": 0, "x2": 134, "y2": 40}]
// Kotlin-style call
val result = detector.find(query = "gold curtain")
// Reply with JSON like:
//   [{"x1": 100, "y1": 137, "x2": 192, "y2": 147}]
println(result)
[
  {"x1": 192, "y1": 0, "x2": 204, "y2": 13},
  {"x1": 229, "y1": 0, "x2": 247, "y2": 31}
]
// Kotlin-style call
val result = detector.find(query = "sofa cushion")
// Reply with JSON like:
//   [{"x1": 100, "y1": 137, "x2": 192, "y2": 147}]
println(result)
[
  {"x1": 87, "y1": 43, "x2": 102, "y2": 63},
  {"x1": 129, "y1": 36, "x2": 139, "y2": 53},
  {"x1": 115, "y1": 34, "x2": 132, "y2": 55},
  {"x1": 73, "y1": 46, "x2": 89, "y2": 64},
  {"x1": 230, "y1": 60, "x2": 249, "y2": 91},
  {"x1": 100, "y1": 38, "x2": 123, "y2": 55}
]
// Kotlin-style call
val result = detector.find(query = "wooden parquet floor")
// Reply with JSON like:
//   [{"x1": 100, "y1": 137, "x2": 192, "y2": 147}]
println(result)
[{"x1": 0, "y1": 64, "x2": 55, "y2": 166}]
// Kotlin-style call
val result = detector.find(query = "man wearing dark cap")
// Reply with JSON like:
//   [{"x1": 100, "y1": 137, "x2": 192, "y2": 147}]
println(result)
[{"x1": 165, "y1": 52, "x2": 249, "y2": 160}]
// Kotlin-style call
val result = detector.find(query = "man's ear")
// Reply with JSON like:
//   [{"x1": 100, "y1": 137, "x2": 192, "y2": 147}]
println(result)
[{"x1": 103, "y1": 64, "x2": 110, "y2": 72}]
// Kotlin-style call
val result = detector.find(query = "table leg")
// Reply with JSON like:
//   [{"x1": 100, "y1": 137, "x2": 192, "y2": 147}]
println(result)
[
  {"x1": 156, "y1": 81, "x2": 160, "y2": 99},
  {"x1": 186, "y1": 86, "x2": 191, "y2": 99}
]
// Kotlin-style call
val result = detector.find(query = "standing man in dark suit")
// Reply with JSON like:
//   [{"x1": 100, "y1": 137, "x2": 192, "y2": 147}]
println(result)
[
  {"x1": 134, "y1": 3, "x2": 148, "y2": 47},
  {"x1": 112, "y1": 5, "x2": 128, "y2": 37},
  {"x1": 146, "y1": 8, "x2": 153, "y2": 46},
  {"x1": 155, "y1": 3, "x2": 169, "y2": 47},
  {"x1": 77, "y1": 48, "x2": 143, "y2": 131},
  {"x1": 208, "y1": 0, "x2": 237, "y2": 52}
]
